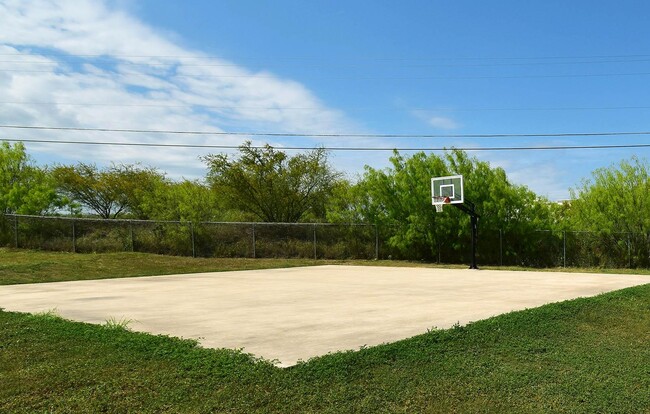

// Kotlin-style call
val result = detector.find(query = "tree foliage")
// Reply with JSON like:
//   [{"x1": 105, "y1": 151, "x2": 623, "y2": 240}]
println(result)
[
  {"x1": 0, "y1": 142, "x2": 61, "y2": 215},
  {"x1": 138, "y1": 179, "x2": 223, "y2": 223},
  {"x1": 328, "y1": 150, "x2": 554, "y2": 261},
  {"x1": 203, "y1": 142, "x2": 341, "y2": 222},
  {"x1": 569, "y1": 156, "x2": 650, "y2": 234},
  {"x1": 12, "y1": 141, "x2": 650, "y2": 267},
  {"x1": 52, "y1": 163, "x2": 165, "y2": 219}
]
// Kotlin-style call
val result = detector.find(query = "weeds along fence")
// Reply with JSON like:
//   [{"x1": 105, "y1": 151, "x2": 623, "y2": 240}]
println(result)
[
  {"x1": 1, "y1": 214, "x2": 379, "y2": 260},
  {"x1": 2, "y1": 214, "x2": 650, "y2": 268},
  {"x1": 478, "y1": 229, "x2": 650, "y2": 268}
]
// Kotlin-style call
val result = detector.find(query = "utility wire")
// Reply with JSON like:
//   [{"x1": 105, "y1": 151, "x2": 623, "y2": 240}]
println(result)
[
  {"x1": 2, "y1": 124, "x2": 650, "y2": 138},
  {"x1": 5, "y1": 68, "x2": 650, "y2": 80},
  {"x1": 3, "y1": 101, "x2": 650, "y2": 112},
  {"x1": 4, "y1": 57, "x2": 650, "y2": 69},
  {"x1": 3, "y1": 51, "x2": 650, "y2": 61},
  {"x1": 4, "y1": 137, "x2": 650, "y2": 152}
]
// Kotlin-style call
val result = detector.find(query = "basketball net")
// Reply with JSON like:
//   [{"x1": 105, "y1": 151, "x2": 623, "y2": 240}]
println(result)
[{"x1": 433, "y1": 196, "x2": 451, "y2": 213}]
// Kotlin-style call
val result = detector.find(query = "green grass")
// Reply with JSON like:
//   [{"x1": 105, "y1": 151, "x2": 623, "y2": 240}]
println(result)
[
  {"x1": 1, "y1": 284, "x2": 649, "y2": 413},
  {"x1": 1, "y1": 249, "x2": 649, "y2": 412},
  {"x1": 0, "y1": 248, "x2": 332, "y2": 285},
  {"x1": 3, "y1": 248, "x2": 649, "y2": 287}
]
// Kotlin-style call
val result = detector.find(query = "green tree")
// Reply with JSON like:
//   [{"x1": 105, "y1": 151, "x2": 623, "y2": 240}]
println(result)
[
  {"x1": 138, "y1": 179, "x2": 222, "y2": 223},
  {"x1": 328, "y1": 149, "x2": 554, "y2": 262},
  {"x1": 565, "y1": 156, "x2": 650, "y2": 267},
  {"x1": 112, "y1": 164, "x2": 167, "y2": 220},
  {"x1": 203, "y1": 142, "x2": 341, "y2": 222},
  {"x1": 0, "y1": 141, "x2": 61, "y2": 215},
  {"x1": 52, "y1": 163, "x2": 164, "y2": 219},
  {"x1": 569, "y1": 156, "x2": 650, "y2": 234}
]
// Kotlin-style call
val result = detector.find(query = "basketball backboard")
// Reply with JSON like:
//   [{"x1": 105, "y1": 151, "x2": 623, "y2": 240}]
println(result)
[{"x1": 431, "y1": 175, "x2": 464, "y2": 206}]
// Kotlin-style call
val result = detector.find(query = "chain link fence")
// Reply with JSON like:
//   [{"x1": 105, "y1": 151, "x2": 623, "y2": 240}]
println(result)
[
  {"x1": 2, "y1": 214, "x2": 379, "y2": 260},
  {"x1": 475, "y1": 229, "x2": 650, "y2": 268},
  {"x1": 3, "y1": 214, "x2": 650, "y2": 268}
]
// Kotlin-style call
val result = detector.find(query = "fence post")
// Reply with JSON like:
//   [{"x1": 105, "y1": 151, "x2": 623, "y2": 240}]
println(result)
[
  {"x1": 561, "y1": 230, "x2": 565, "y2": 268},
  {"x1": 190, "y1": 222, "x2": 196, "y2": 258},
  {"x1": 313, "y1": 224, "x2": 317, "y2": 259},
  {"x1": 374, "y1": 224, "x2": 379, "y2": 260},
  {"x1": 72, "y1": 220, "x2": 76, "y2": 253},
  {"x1": 499, "y1": 228, "x2": 503, "y2": 266},
  {"x1": 436, "y1": 234, "x2": 441, "y2": 264},
  {"x1": 14, "y1": 215, "x2": 19, "y2": 248},
  {"x1": 129, "y1": 221, "x2": 134, "y2": 252},
  {"x1": 628, "y1": 233, "x2": 632, "y2": 268},
  {"x1": 252, "y1": 223, "x2": 256, "y2": 259}
]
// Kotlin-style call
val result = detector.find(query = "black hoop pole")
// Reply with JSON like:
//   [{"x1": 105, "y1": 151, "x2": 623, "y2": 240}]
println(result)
[{"x1": 452, "y1": 200, "x2": 480, "y2": 270}]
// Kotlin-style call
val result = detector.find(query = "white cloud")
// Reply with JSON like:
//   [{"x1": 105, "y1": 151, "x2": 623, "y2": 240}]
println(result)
[
  {"x1": 427, "y1": 116, "x2": 459, "y2": 130},
  {"x1": 9, "y1": 0, "x2": 582, "y2": 194},
  {"x1": 409, "y1": 108, "x2": 460, "y2": 131},
  {"x1": 0, "y1": 0, "x2": 364, "y2": 178}
]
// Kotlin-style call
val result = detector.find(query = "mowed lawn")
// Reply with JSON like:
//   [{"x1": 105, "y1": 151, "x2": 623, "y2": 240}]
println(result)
[
  {"x1": 0, "y1": 248, "x2": 466, "y2": 285},
  {"x1": 0, "y1": 248, "x2": 329, "y2": 285},
  {"x1": 1, "y1": 250, "x2": 649, "y2": 413}
]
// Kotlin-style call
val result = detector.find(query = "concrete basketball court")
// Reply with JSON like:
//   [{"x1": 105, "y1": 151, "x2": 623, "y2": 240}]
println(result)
[{"x1": 0, "y1": 265, "x2": 647, "y2": 366}]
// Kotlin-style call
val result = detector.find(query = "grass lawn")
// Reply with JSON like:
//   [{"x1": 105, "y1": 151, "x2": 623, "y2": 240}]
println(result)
[
  {"x1": 3, "y1": 248, "x2": 649, "y2": 286},
  {"x1": 0, "y1": 248, "x2": 331, "y2": 285},
  {"x1": 1, "y1": 249, "x2": 649, "y2": 412}
]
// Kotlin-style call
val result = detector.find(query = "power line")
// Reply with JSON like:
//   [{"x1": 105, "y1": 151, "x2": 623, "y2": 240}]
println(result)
[
  {"x1": 3, "y1": 51, "x2": 650, "y2": 62},
  {"x1": 3, "y1": 101, "x2": 650, "y2": 113},
  {"x1": 4, "y1": 57, "x2": 650, "y2": 69},
  {"x1": 4, "y1": 137, "x2": 650, "y2": 152},
  {"x1": 1, "y1": 101, "x2": 341, "y2": 111},
  {"x1": 409, "y1": 105, "x2": 650, "y2": 112},
  {"x1": 2, "y1": 124, "x2": 650, "y2": 138},
  {"x1": 5, "y1": 68, "x2": 650, "y2": 80}
]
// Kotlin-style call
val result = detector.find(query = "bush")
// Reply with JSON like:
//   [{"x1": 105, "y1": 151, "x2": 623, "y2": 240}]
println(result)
[
  {"x1": 15, "y1": 216, "x2": 73, "y2": 252},
  {"x1": 0, "y1": 215, "x2": 13, "y2": 247},
  {"x1": 131, "y1": 222, "x2": 192, "y2": 256}
]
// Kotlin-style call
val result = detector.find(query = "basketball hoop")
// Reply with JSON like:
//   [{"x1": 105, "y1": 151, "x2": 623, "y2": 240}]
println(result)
[
  {"x1": 431, "y1": 174, "x2": 478, "y2": 269},
  {"x1": 432, "y1": 196, "x2": 451, "y2": 213}
]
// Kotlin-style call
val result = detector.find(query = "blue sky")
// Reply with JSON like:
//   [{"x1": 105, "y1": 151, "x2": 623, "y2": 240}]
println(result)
[{"x1": 1, "y1": 0, "x2": 650, "y2": 200}]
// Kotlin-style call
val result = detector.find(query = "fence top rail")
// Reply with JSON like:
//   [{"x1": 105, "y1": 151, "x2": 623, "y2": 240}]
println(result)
[
  {"x1": 521, "y1": 229, "x2": 648, "y2": 236},
  {"x1": 5, "y1": 215, "x2": 650, "y2": 234},
  {"x1": 564, "y1": 230, "x2": 645, "y2": 235},
  {"x1": 200, "y1": 221, "x2": 375, "y2": 227},
  {"x1": 4, "y1": 214, "x2": 376, "y2": 227},
  {"x1": 5, "y1": 214, "x2": 182, "y2": 225}
]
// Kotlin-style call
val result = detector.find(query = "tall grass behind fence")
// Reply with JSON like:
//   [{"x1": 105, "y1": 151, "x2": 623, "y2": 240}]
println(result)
[
  {"x1": 195, "y1": 222, "x2": 378, "y2": 259},
  {"x1": 313, "y1": 224, "x2": 377, "y2": 260},
  {"x1": 130, "y1": 221, "x2": 192, "y2": 256},
  {"x1": 6, "y1": 215, "x2": 192, "y2": 256},
  {"x1": 15, "y1": 215, "x2": 74, "y2": 252},
  {"x1": 497, "y1": 230, "x2": 564, "y2": 267},
  {"x1": 3, "y1": 214, "x2": 650, "y2": 268},
  {"x1": 196, "y1": 222, "x2": 253, "y2": 258},
  {"x1": 0, "y1": 215, "x2": 11, "y2": 247},
  {"x1": 2, "y1": 215, "x2": 378, "y2": 260},
  {"x1": 564, "y1": 231, "x2": 650, "y2": 268}
]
